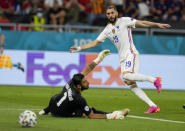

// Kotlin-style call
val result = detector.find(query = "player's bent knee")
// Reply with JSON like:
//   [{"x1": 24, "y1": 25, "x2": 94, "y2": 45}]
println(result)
[
  {"x1": 122, "y1": 71, "x2": 136, "y2": 85},
  {"x1": 122, "y1": 77, "x2": 136, "y2": 85},
  {"x1": 122, "y1": 71, "x2": 132, "y2": 79},
  {"x1": 124, "y1": 80, "x2": 136, "y2": 85}
]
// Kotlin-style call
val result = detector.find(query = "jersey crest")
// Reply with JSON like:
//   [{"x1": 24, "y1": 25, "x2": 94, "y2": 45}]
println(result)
[{"x1": 112, "y1": 29, "x2": 115, "y2": 34}]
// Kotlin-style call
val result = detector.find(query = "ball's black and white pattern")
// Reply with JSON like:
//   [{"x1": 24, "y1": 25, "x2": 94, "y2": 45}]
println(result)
[{"x1": 18, "y1": 110, "x2": 37, "y2": 127}]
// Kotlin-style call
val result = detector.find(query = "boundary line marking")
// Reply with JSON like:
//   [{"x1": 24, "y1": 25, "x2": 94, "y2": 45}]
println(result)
[
  {"x1": 0, "y1": 108, "x2": 184, "y2": 124},
  {"x1": 128, "y1": 115, "x2": 185, "y2": 124},
  {"x1": 0, "y1": 108, "x2": 41, "y2": 111}
]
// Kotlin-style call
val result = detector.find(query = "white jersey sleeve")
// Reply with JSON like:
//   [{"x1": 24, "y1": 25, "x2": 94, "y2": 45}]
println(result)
[
  {"x1": 121, "y1": 17, "x2": 137, "y2": 28},
  {"x1": 96, "y1": 27, "x2": 108, "y2": 42}
]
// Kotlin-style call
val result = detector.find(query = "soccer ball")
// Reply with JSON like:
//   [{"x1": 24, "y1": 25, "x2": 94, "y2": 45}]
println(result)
[{"x1": 18, "y1": 110, "x2": 37, "y2": 127}]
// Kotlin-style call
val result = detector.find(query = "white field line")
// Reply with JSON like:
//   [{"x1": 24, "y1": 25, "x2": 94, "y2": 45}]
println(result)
[
  {"x1": 0, "y1": 108, "x2": 41, "y2": 111},
  {"x1": 0, "y1": 108, "x2": 184, "y2": 124},
  {"x1": 128, "y1": 115, "x2": 185, "y2": 124}
]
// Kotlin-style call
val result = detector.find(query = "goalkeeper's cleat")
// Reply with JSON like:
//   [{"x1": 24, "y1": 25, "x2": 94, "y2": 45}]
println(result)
[
  {"x1": 154, "y1": 77, "x2": 162, "y2": 93},
  {"x1": 144, "y1": 106, "x2": 160, "y2": 113}
]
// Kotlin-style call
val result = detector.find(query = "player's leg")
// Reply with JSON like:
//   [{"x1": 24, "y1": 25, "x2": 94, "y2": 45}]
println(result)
[
  {"x1": 125, "y1": 80, "x2": 159, "y2": 113},
  {"x1": 39, "y1": 94, "x2": 57, "y2": 115},
  {"x1": 39, "y1": 106, "x2": 50, "y2": 115},
  {"x1": 122, "y1": 54, "x2": 156, "y2": 82},
  {"x1": 122, "y1": 54, "x2": 162, "y2": 92},
  {"x1": 121, "y1": 55, "x2": 160, "y2": 113},
  {"x1": 124, "y1": 80, "x2": 160, "y2": 113}
]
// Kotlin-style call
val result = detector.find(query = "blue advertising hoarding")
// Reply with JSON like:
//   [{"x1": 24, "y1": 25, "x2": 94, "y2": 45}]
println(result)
[{"x1": 2, "y1": 30, "x2": 185, "y2": 55}]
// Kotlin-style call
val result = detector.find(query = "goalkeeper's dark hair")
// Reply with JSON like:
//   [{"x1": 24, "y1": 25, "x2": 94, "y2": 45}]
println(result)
[
  {"x1": 72, "y1": 73, "x2": 85, "y2": 87},
  {"x1": 106, "y1": 5, "x2": 117, "y2": 11}
]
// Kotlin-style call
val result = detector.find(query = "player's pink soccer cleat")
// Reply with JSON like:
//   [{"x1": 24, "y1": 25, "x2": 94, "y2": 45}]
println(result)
[
  {"x1": 144, "y1": 106, "x2": 160, "y2": 113},
  {"x1": 154, "y1": 77, "x2": 162, "y2": 93}
]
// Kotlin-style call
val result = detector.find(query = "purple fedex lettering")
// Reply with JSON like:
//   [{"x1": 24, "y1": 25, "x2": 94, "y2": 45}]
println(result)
[
  {"x1": 27, "y1": 53, "x2": 44, "y2": 83},
  {"x1": 43, "y1": 63, "x2": 63, "y2": 85},
  {"x1": 27, "y1": 52, "x2": 85, "y2": 85}
]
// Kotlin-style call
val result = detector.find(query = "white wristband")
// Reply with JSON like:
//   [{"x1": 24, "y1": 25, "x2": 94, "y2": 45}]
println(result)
[
  {"x1": 71, "y1": 46, "x2": 81, "y2": 53},
  {"x1": 93, "y1": 58, "x2": 99, "y2": 64},
  {"x1": 106, "y1": 113, "x2": 112, "y2": 119}
]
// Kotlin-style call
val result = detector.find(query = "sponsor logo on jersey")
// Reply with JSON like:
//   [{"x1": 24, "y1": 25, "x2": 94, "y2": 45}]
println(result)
[{"x1": 116, "y1": 26, "x2": 119, "y2": 29}]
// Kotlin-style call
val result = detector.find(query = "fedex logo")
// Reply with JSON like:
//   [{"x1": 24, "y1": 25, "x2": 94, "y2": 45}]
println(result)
[
  {"x1": 85, "y1": 54, "x2": 124, "y2": 86},
  {"x1": 26, "y1": 52, "x2": 124, "y2": 87}
]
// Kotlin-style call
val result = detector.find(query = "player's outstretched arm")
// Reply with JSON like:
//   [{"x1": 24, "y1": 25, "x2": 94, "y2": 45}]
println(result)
[
  {"x1": 81, "y1": 50, "x2": 110, "y2": 76},
  {"x1": 88, "y1": 108, "x2": 130, "y2": 119},
  {"x1": 135, "y1": 20, "x2": 171, "y2": 29},
  {"x1": 70, "y1": 40, "x2": 101, "y2": 53}
]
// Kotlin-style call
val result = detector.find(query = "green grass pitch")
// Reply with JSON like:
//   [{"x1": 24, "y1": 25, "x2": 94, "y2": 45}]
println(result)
[{"x1": 0, "y1": 86, "x2": 184, "y2": 131}]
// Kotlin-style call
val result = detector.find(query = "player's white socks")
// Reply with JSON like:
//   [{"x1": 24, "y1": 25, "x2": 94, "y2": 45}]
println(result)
[
  {"x1": 123, "y1": 73, "x2": 156, "y2": 83},
  {"x1": 128, "y1": 84, "x2": 157, "y2": 107}
]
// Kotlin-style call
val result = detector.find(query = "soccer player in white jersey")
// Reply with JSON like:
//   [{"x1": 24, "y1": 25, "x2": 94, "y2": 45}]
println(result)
[{"x1": 70, "y1": 5, "x2": 171, "y2": 113}]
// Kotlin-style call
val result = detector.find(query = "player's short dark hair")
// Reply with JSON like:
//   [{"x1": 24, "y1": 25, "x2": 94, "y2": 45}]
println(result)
[
  {"x1": 106, "y1": 5, "x2": 117, "y2": 11},
  {"x1": 72, "y1": 73, "x2": 85, "y2": 86}
]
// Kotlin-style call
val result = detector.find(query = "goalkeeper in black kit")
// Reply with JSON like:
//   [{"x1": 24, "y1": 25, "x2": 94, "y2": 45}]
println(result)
[{"x1": 39, "y1": 50, "x2": 129, "y2": 119}]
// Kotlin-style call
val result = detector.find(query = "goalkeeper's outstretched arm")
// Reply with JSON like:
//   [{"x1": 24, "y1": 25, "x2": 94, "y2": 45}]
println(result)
[
  {"x1": 81, "y1": 50, "x2": 110, "y2": 76},
  {"x1": 87, "y1": 108, "x2": 130, "y2": 119}
]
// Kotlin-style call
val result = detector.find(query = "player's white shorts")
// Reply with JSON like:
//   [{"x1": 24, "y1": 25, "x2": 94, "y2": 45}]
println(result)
[{"x1": 120, "y1": 53, "x2": 140, "y2": 73}]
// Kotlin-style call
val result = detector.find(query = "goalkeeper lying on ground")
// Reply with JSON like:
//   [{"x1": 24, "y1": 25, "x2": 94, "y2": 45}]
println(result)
[{"x1": 39, "y1": 50, "x2": 129, "y2": 119}]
